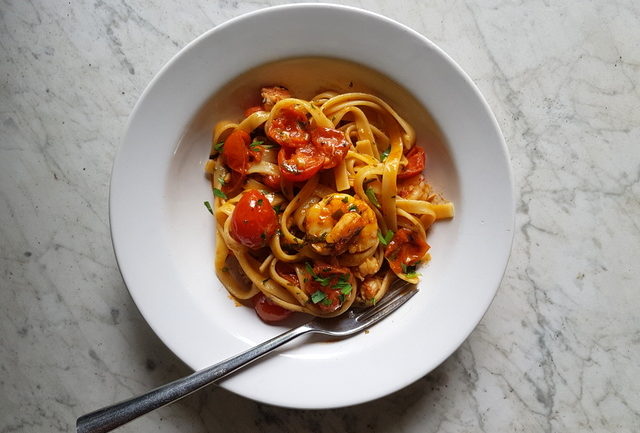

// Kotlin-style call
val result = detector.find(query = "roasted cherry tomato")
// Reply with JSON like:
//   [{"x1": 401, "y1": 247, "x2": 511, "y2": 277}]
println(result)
[
  {"x1": 275, "y1": 261, "x2": 299, "y2": 286},
  {"x1": 277, "y1": 145, "x2": 324, "y2": 182},
  {"x1": 223, "y1": 130, "x2": 251, "y2": 174},
  {"x1": 243, "y1": 105, "x2": 263, "y2": 118},
  {"x1": 252, "y1": 293, "x2": 292, "y2": 322},
  {"x1": 384, "y1": 228, "x2": 430, "y2": 275},
  {"x1": 259, "y1": 173, "x2": 282, "y2": 190},
  {"x1": 311, "y1": 127, "x2": 350, "y2": 169},
  {"x1": 221, "y1": 170, "x2": 245, "y2": 197},
  {"x1": 230, "y1": 189, "x2": 277, "y2": 249},
  {"x1": 266, "y1": 106, "x2": 310, "y2": 148},
  {"x1": 304, "y1": 263, "x2": 352, "y2": 313},
  {"x1": 397, "y1": 145, "x2": 426, "y2": 179}
]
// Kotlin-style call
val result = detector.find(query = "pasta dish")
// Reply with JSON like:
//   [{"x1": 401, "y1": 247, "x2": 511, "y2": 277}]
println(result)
[{"x1": 204, "y1": 86, "x2": 453, "y2": 322}]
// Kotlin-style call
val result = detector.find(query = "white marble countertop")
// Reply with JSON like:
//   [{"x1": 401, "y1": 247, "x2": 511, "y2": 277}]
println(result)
[{"x1": 2, "y1": 1, "x2": 639, "y2": 432}]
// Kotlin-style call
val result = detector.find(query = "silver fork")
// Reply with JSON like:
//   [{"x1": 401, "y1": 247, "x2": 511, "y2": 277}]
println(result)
[{"x1": 77, "y1": 281, "x2": 417, "y2": 433}]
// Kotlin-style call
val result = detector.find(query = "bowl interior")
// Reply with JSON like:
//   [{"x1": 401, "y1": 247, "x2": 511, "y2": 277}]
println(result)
[
  {"x1": 111, "y1": 4, "x2": 513, "y2": 409},
  {"x1": 165, "y1": 56, "x2": 460, "y2": 346}
]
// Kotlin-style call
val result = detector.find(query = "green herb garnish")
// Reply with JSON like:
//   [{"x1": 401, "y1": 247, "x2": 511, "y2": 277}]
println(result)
[
  {"x1": 380, "y1": 147, "x2": 390, "y2": 161},
  {"x1": 212, "y1": 188, "x2": 227, "y2": 199},
  {"x1": 311, "y1": 290, "x2": 327, "y2": 304},
  {"x1": 341, "y1": 196, "x2": 349, "y2": 203},
  {"x1": 305, "y1": 262, "x2": 330, "y2": 286},
  {"x1": 249, "y1": 140, "x2": 264, "y2": 150},
  {"x1": 273, "y1": 204, "x2": 282, "y2": 214},
  {"x1": 377, "y1": 229, "x2": 394, "y2": 246},
  {"x1": 348, "y1": 204, "x2": 358, "y2": 212},
  {"x1": 401, "y1": 263, "x2": 419, "y2": 279},
  {"x1": 332, "y1": 274, "x2": 352, "y2": 295},
  {"x1": 203, "y1": 201, "x2": 213, "y2": 214},
  {"x1": 214, "y1": 141, "x2": 224, "y2": 152},
  {"x1": 366, "y1": 187, "x2": 381, "y2": 208}
]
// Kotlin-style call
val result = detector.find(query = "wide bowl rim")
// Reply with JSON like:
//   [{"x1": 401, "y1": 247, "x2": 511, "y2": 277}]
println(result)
[{"x1": 110, "y1": 2, "x2": 515, "y2": 409}]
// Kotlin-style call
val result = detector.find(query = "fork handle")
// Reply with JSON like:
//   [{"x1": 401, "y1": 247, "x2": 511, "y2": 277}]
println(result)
[{"x1": 76, "y1": 323, "x2": 314, "y2": 433}]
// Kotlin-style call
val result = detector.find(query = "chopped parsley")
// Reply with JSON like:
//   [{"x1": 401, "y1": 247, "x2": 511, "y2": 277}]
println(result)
[
  {"x1": 377, "y1": 229, "x2": 394, "y2": 246},
  {"x1": 217, "y1": 176, "x2": 226, "y2": 186},
  {"x1": 380, "y1": 147, "x2": 390, "y2": 161},
  {"x1": 256, "y1": 199, "x2": 263, "y2": 206},
  {"x1": 305, "y1": 262, "x2": 331, "y2": 286},
  {"x1": 249, "y1": 140, "x2": 264, "y2": 150},
  {"x1": 203, "y1": 201, "x2": 213, "y2": 214},
  {"x1": 342, "y1": 196, "x2": 349, "y2": 203},
  {"x1": 212, "y1": 188, "x2": 227, "y2": 199},
  {"x1": 348, "y1": 204, "x2": 358, "y2": 212},
  {"x1": 214, "y1": 141, "x2": 224, "y2": 152},
  {"x1": 311, "y1": 290, "x2": 327, "y2": 304},
  {"x1": 401, "y1": 263, "x2": 419, "y2": 279},
  {"x1": 366, "y1": 187, "x2": 381, "y2": 208},
  {"x1": 332, "y1": 274, "x2": 352, "y2": 295},
  {"x1": 273, "y1": 204, "x2": 282, "y2": 214}
]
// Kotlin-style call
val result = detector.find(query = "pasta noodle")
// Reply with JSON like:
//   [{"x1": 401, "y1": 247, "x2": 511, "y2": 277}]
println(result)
[{"x1": 205, "y1": 86, "x2": 453, "y2": 321}]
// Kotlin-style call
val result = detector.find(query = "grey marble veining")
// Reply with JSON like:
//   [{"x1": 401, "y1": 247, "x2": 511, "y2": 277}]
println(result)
[{"x1": 1, "y1": 0, "x2": 639, "y2": 432}]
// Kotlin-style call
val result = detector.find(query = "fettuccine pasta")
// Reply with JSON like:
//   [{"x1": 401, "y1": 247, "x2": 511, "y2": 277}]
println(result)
[{"x1": 205, "y1": 86, "x2": 453, "y2": 321}]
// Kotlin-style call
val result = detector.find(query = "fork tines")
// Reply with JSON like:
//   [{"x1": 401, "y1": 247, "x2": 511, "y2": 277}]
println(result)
[{"x1": 356, "y1": 280, "x2": 418, "y2": 324}]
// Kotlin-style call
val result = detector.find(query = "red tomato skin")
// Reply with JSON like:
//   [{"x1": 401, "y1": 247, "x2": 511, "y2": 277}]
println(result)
[
  {"x1": 243, "y1": 106, "x2": 263, "y2": 118},
  {"x1": 230, "y1": 190, "x2": 278, "y2": 249},
  {"x1": 223, "y1": 130, "x2": 251, "y2": 174},
  {"x1": 221, "y1": 170, "x2": 245, "y2": 197},
  {"x1": 397, "y1": 145, "x2": 426, "y2": 179},
  {"x1": 384, "y1": 228, "x2": 430, "y2": 274},
  {"x1": 310, "y1": 127, "x2": 350, "y2": 169},
  {"x1": 277, "y1": 146, "x2": 324, "y2": 182},
  {"x1": 266, "y1": 107, "x2": 310, "y2": 148},
  {"x1": 252, "y1": 293, "x2": 292, "y2": 322},
  {"x1": 259, "y1": 173, "x2": 281, "y2": 190},
  {"x1": 275, "y1": 261, "x2": 299, "y2": 286}
]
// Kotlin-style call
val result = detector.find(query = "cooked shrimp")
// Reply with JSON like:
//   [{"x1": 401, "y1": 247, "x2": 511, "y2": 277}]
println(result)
[
  {"x1": 356, "y1": 255, "x2": 381, "y2": 278},
  {"x1": 397, "y1": 174, "x2": 431, "y2": 201},
  {"x1": 261, "y1": 86, "x2": 291, "y2": 111},
  {"x1": 304, "y1": 193, "x2": 379, "y2": 255},
  {"x1": 358, "y1": 274, "x2": 384, "y2": 304}
]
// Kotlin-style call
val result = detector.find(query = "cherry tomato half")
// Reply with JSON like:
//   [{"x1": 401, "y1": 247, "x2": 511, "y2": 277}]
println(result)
[
  {"x1": 384, "y1": 228, "x2": 430, "y2": 275},
  {"x1": 243, "y1": 105, "x2": 263, "y2": 118},
  {"x1": 221, "y1": 170, "x2": 245, "y2": 197},
  {"x1": 310, "y1": 127, "x2": 350, "y2": 169},
  {"x1": 252, "y1": 292, "x2": 292, "y2": 322},
  {"x1": 223, "y1": 130, "x2": 251, "y2": 174},
  {"x1": 266, "y1": 106, "x2": 310, "y2": 148},
  {"x1": 230, "y1": 189, "x2": 278, "y2": 249},
  {"x1": 277, "y1": 145, "x2": 324, "y2": 182},
  {"x1": 275, "y1": 261, "x2": 299, "y2": 286},
  {"x1": 397, "y1": 145, "x2": 426, "y2": 179}
]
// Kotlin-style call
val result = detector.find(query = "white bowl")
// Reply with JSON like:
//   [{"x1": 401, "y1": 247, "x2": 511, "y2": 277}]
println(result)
[{"x1": 110, "y1": 4, "x2": 514, "y2": 409}]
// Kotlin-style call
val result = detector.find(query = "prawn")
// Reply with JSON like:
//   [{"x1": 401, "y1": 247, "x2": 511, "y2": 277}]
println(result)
[{"x1": 304, "y1": 193, "x2": 379, "y2": 256}]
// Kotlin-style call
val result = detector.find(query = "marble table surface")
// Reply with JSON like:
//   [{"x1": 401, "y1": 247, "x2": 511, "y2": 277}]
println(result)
[{"x1": 2, "y1": 1, "x2": 639, "y2": 432}]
